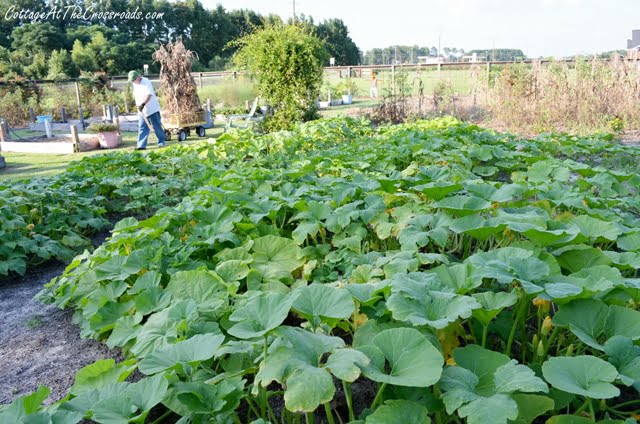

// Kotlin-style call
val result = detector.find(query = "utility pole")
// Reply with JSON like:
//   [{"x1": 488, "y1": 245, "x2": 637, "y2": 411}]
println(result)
[
  {"x1": 292, "y1": 0, "x2": 296, "y2": 23},
  {"x1": 438, "y1": 34, "x2": 441, "y2": 60},
  {"x1": 394, "y1": 46, "x2": 397, "y2": 65}
]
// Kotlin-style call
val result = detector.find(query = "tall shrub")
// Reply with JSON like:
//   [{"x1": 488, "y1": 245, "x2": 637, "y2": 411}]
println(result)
[{"x1": 232, "y1": 23, "x2": 327, "y2": 132}]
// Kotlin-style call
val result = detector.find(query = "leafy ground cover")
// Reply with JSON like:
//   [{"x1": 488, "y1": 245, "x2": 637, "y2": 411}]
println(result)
[
  {"x1": 0, "y1": 144, "x2": 212, "y2": 277},
  {"x1": 2, "y1": 117, "x2": 640, "y2": 423}
]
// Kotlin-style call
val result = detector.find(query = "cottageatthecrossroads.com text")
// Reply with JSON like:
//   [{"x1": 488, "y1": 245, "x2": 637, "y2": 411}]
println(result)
[{"x1": 4, "y1": 5, "x2": 165, "y2": 22}]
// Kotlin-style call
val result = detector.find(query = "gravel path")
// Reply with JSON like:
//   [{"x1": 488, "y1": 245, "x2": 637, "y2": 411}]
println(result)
[{"x1": 0, "y1": 236, "x2": 121, "y2": 405}]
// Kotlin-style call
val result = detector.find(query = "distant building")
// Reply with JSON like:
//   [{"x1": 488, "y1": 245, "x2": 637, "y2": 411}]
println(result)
[
  {"x1": 417, "y1": 56, "x2": 445, "y2": 64},
  {"x1": 461, "y1": 53, "x2": 487, "y2": 63},
  {"x1": 627, "y1": 30, "x2": 640, "y2": 49},
  {"x1": 627, "y1": 30, "x2": 640, "y2": 59}
]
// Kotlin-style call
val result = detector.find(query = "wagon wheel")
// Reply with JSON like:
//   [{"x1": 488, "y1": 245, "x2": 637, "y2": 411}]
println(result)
[
  {"x1": 185, "y1": 128, "x2": 191, "y2": 137},
  {"x1": 164, "y1": 130, "x2": 172, "y2": 141},
  {"x1": 196, "y1": 126, "x2": 206, "y2": 137},
  {"x1": 178, "y1": 129, "x2": 187, "y2": 142}
]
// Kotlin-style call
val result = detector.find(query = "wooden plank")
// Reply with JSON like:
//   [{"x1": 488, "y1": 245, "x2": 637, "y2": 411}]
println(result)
[
  {"x1": 70, "y1": 125, "x2": 80, "y2": 153},
  {"x1": 75, "y1": 81, "x2": 81, "y2": 109},
  {"x1": 0, "y1": 122, "x2": 9, "y2": 142},
  {"x1": 0, "y1": 141, "x2": 76, "y2": 154}
]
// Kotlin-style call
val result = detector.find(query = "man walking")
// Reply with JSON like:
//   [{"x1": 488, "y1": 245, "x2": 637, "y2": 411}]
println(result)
[{"x1": 128, "y1": 70, "x2": 165, "y2": 150}]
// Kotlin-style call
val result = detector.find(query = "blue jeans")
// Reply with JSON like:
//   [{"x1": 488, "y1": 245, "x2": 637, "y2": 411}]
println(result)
[{"x1": 137, "y1": 111, "x2": 165, "y2": 148}]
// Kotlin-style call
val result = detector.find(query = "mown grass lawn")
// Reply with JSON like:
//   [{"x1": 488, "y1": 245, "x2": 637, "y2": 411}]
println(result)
[{"x1": 1, "y1": 124, "x2": 226, "y2": 181}]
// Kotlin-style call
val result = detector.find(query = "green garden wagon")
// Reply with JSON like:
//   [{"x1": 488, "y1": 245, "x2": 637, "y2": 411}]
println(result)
[{"x1": 162, "y1": 110, "x2": 208, "y2": 142}]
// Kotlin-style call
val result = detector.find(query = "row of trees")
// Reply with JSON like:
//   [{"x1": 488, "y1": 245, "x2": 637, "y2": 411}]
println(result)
[
  {"x1": 362, "y1": 46, "x2": 468, "y2": 65},
  {"x1": 362, "y1": 46, "x2": 528, "y2": 65},
  {"x1": 0, "y1": 0, "x2": 361, "y2": 80}
]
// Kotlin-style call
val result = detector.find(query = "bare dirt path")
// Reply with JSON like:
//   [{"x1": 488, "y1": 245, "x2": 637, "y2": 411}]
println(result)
[{"x1": 0, "y1": 239, "x2": 121, "y2": 405}]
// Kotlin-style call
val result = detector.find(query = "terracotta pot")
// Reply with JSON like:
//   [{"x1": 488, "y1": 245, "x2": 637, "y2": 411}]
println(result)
[{"x1": 97, "y1": 131, "x2": 120, "y2": 149}]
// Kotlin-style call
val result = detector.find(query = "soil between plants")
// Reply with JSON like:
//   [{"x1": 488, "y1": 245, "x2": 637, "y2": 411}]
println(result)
[{"x1": 0, "y1": 232, "x2": 122, "y2": 406}]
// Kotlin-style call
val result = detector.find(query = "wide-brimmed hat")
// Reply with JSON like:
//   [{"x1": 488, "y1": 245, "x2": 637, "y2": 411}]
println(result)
[{"x1": 127, "y1": 70, "x2": 142, "y2": 82}]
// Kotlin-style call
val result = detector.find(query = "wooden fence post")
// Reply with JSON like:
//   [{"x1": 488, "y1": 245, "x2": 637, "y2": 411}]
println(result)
[
  {"x1": 44, "y1": 119, "x2": 53, "y2": 138},
  {"x1": 79, "y1": 107, "x2": 85, "y2": 130},
  {"x1": 391, "y1": 65, "x2": 396, "y2": 96},
  {"x1": 205, "y1": 98, "x2": 213, "y2": 128},
  {"x1": 199, "y1": 73, "x2": 203, "y2": 89},
  {"x1": 70, "y1": 125, "x2": 80, "y2": 152},
  {"x1": 113, "y1": 106, "x2": 120, "y2": 130},
  {"x1": 486, "y1": 62, "x2": 491, "y2": 88},
  {"x1": 61, "y1": 107, "x2": 67, "y2": 123},
  {"x1": 28, "y1": 108, "x2": 36, "y2": 123},
  {"x1": 113, "y1": 107, "x2": 123, "y2": 144},
  {"x1": 0, "y1": 122, "x2": 9, "y2": 142},
  {"x1": 74, "y1": 80, "x2": 82, "y2": 109}
]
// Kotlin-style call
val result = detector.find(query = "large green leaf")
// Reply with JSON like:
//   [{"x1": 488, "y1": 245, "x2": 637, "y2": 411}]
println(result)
[
  {"x1": 427, "y1": 263, "x2": 481, "y2": 294},
  {"x1": 292, "y1": 283, "x2": 355, "y2": 328},
  {"x1": 603, "y1": 336, "x2": 640, "y2": 389},
  {"x1": 472, "y1": 291, "x2": 518, "y2": 326},
  {"x1": 541, "y1": 356, "x2": 620, "y2": 399},
  {"x1": 228, "y1": 291, "x2": 295, "y2": 339},
  {"x1": 365, "y1": 400, "x2": 431, "y2": 424},
  {"x1": 413, "y1": 181, "x2": 463, "y2": 200},
  {"x1": 433, "y1": 195, "x2": 492, "y2": 216},
  {"x1": 139, "y1": 333, "x2": 225, "y2": 375},
  {"x1": 70, "y1": 359, "x2": 137, "y2": 396},
  {"x1": 167, "y1": 377, "x2": 244, "y2": 418},
  {"x1": 91, "y1": 374, "x2": 169, "y2": 424},
  {"x1": 570, "y1": 215, "x2": 622, "y2": 242},
  {"x1": 0, "y1": 386, "x2": 55, "y2": 423},
  {"x1": 387, "y1": 273, "x2": 480, "y2": 329},
  {"x1": 553, "y1": 299, "x2": 640, "y2": 350},
  {"x1": 467, "y1": 247, "x2": 550, "y2": 286},
  {"x1": 511, "y1": 394, "x2": 555, "y2": 424},
  {"x1": 165, "y1": 269, "x2": 229, "y2": 312},
  {"x1": 458, "y1": 394, "x2": 518, "y2": 424},
  {"x1": 283, "y1": 365, "x2": 334, "y2": 412},
  {"x1": 324, "y1": 348, "x2": 370, "y2": 382},
  {"x1": 358, "y1": 328, "x2": 443, "y2": 387},
  {"x1": 254, "y1": 327, "x2": 344, "y2": 412},
  {"x1": 251, "y1": 235, "x2": 305, "y2": 283},
  {"x1": 441, "y1": 345, "x2": 548, "y2": 424},
  {"x1": 449, "y1": 215, "x2": 507, "y2": 240},
  {"x1": 130, "y1": 300, "x2": 198, "y2": 358},
  {"x1": 494, "y1": 360, "x2": 549, "y2": 394}
]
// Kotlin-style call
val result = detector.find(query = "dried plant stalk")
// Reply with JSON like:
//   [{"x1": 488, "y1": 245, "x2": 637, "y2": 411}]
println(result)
[
  {"x1": 487, "y1": 55, "x2": 640, "y2": 132},
  {"x1": 152, "y1": 39, "x2": 202, "y2": 116}
]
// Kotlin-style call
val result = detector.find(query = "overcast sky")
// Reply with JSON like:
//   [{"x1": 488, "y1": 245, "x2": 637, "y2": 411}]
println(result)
[{"x1": 201, "y1": 0, "x2": 638, "y2": 58}]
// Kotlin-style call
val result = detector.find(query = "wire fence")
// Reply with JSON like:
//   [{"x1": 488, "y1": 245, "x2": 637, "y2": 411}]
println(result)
[{"x1": 1, "y1": 58, "x2": 639, "y2": 128}]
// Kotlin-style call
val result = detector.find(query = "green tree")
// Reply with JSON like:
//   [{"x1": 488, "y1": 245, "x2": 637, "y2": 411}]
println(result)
[
  {"x1": 0, "y1": 0, "x2": 47, "y2": 47},
  {"x1": 316, "y1": 18, "x2": 361, "y2": 66},
  {"x1": 11, "y1": 23, "x2": 67, "y2": 53},
  {"x1": 23, "y1": 51, "x2": 48, "y2": 79},
  {"x1": 71, "y1": 39, "x2": 98, "y2": 72},
  {"x1": 469, "y1": 49, "x2": 526, "y2": 61},
  {"x1": 46, "y1": 49, "x2": 78, "y2": 79},
  {"x1": 232, "y1": 22, "x2": 327, "y2": 132}
]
